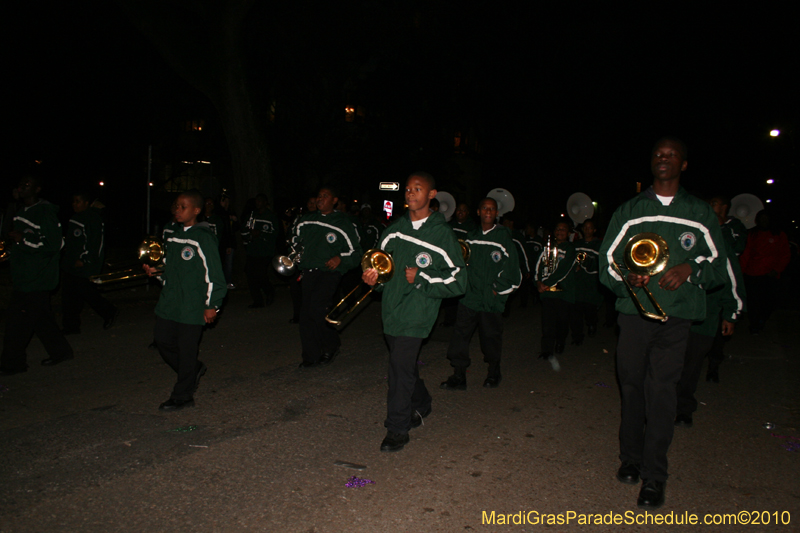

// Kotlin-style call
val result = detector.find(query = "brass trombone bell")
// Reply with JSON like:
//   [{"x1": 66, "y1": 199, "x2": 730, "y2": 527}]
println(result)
[
  {"x1": 612, "y1": 232, "x2": 670, "y2": 322},
  {"x1": 624, "y1": 233, "x2": 669, "y2": 276},
  {"x1": 326, "y1": 249, "x2": 395, "y2": 326}
]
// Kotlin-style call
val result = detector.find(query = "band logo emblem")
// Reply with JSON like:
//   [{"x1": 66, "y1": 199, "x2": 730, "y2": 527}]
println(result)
[
  {"x1": 181, "y1": 246, "x2": 195, "y2": 260},
  {"x1": 326, "y1": 232, "x2": 337, "y2": 243},
  {"x1": 73, "y1": 228, "x2": 82, "y2": 237},
  {"x1": 491, "y1": 251, "x2": 502, "y2": 263},
  {"x1": 680, "y1": 232, "x2": 696, "y2": 251},
  {"x1": 415, "y1": 252, "x2": 432, "y2": 268}
]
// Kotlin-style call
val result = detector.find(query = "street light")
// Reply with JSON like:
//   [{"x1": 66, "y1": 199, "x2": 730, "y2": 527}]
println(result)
[
  {"x1": 766, "y1": 179, "x2": 774, "y2": 184},
  {"x1": 770, "y1": 129, "x2": 780, "y2": 137}
]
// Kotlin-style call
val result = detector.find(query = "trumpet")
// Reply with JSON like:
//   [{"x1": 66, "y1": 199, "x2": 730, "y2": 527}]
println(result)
[
  {"x1": 540, "y1": 235, "x2": 563, "y2": 292},
  {"x1": 610, "y1": 232, "x2": 669, "y2": 322},
  {"x1": 90, "y1": 237, "x2": 165, "y2": 284},
  {"x1": 325, "y1": 249, "x2": 394, "y2": 326},
  {"x1": 273, "y1": 242, "x2": 302, "y2": 276}
]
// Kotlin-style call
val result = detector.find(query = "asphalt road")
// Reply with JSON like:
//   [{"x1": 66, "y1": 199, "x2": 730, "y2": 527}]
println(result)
[{"x1": 1, "y1": 278, "x2": 798, "y2": 532}]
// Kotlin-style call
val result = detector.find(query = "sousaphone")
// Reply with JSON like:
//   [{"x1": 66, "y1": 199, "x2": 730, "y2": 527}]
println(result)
[
  {"x1": 730, "y1": 193, "x2": 764, "y2": 229},
  {"x1": 487, "y1": 188, "x2": 515, "y2": 217},
  {"x1": 435, "y1": 191, "x2": 457, "y2": 221},
  {"x1": 566, "y1": 192, "x2": 594, "y2": 226}
]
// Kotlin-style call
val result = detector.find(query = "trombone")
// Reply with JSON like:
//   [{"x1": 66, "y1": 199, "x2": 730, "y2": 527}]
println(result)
[
  {"x1": 90, "y1": 237, "x2": 165, "y2": 284},
  {"x1": 325, "y1": 249, "x2": 394, "y2": 326},
  {"x1": 610, "y1": 232, "x2": 669, "y2": 322}
]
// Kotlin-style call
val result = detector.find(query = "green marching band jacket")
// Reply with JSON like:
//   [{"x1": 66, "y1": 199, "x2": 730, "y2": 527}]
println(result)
[
  {"x1": 62, "y1": 207, "x2": 105, "y2": 278},
  {"x1": 361, "y1": 222, "x2": 381, "y2": 252},
  {"x1": 462, "y1": 225, "x2": 522, "y2": 313},
  {"x1": 510, "y1": 228, "x2": 530, "y2": 276},
  {"x1": 241, "y1": 208, "x2": 278, "y2": 257},
  {"x1": 448, "y1": 217, "x2": 477, "y2": 238},
  {"x1": 573, "y1": 238, "x2": 605, "y2": 306},
  {"x1": 375, "y1": 211, "x2": 467, "y2": 338},
  {"x1": 599, "y1": 186, "x2": 739, "y2": 322},
  {"x1": 10, "y1": 200, "x2": 63, "y2": 292},
  {"x1": 533, "y1": 238, "x2": 578, "y2": 303},
  {"x1": 156, "y1": 222, "x2": 227, "y2": 325},
  {"x1": 291, "y1": 211, "x2": 362, "y2": 273},
  {"x1": 690, "y1": 232, "x2": 746, "y2": 337}
]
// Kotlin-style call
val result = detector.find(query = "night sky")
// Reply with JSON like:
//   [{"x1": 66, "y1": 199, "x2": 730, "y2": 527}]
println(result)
[{"x1": 8, "y1": 2, "x2": 798, "y2": 241}]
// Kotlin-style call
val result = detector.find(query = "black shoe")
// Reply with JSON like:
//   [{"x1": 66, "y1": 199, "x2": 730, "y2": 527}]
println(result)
[
  {"x1": 103, "y1": 309, "x2": 119, "y2": 330},
  {"x1": 248, "y1": 303, "x2": 265, "y2": 309},
  {"x1": 318, "y1": 349, "x2": 340, "y2": 366},
  {"x1": 298, "y1": 360, "x2": 319, "y2": 368},
  {"x1": 674, "y1": 414, "x2": 693, "y2": 428},
  {"x1": 616, "y1": 462, "x2": 640, "y2": 485},
  {"x1": 62, "y1": 328, "x2": 80, "y2": 335},
  {"x1": 410, "y1": 407, "x2": 432, "y2": 429},
  {"x1": 706, "y1": 370, "x2": 719, "y2": 383},
  {"x1": 538, "y1": 351, "x2": 553, "y2": 360},
  {"x1": 41, "y1": 354, "x2": 74, "y2": 366},
  {"x1": 159, "y1": 398, "x2": 195, "y2": 411},
  {"x1": 194, "y1": 362, "x2": 207, "y2": 392},
  {"x1": 0, "y1": 367, "x2": 27, "y2": 376},
  {"x1": 637, "y1": 479, "x2": 666, "y2": 510},
  {"x1": 483, "y1": 376, "x2": 501, "y2": 388},
  {"x1": 440, "y1": 373, "x2": 466, "y2": 390},
  {"x1": 380, "y1": 431, "x2": 410, "y2": 452},
  {"x1": 554, "y1": 342, "x2": 565, "y2": 354},
  {"x1": 587, "y1": 325, "x2": 597, "y2": 337}
]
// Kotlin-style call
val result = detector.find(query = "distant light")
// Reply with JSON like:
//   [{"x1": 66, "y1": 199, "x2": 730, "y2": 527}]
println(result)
[
  {"x1": 198, "y1": 160, "x2": 211, "y2": 164},
  {"x1": 766, "y1": 199, "x2": 772, "y2": 203},
  {"x1": 766, "y1": 179, "x2": 774, "y2": 184},
  {"x1": 769, "y1": 129, "x2": 780, "y2": 137},
  {"x1": 99, "y1": 181, "x2": 105, "y2": 186},
  {"x1": 149, "y1": 182, "x2": 154, "y2": 187},
  {"x1": 591, "y1": 201, "x2": 598, "y2": 208},
  {"x1": 560, "y1": 213, "x2": 565, "y2": 217},
  {"x1": 181, "y1": 161, "x2": 193, "y2": 164}
]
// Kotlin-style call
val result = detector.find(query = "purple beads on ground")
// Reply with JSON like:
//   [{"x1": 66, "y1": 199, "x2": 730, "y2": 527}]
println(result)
[{"x1": 345, "y1": 476, "x2": 375, "y2": 487}]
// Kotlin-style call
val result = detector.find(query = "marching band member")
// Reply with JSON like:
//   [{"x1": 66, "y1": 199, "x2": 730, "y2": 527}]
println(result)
[
  {"x1": 241, "y1": 194, "x2": 278, "y2": 308},
  {"x1": 599, "y1": 137, "x2": 731, "y2": 510},
  {"x1": 293, "y1": 186, "x2": 361, "y2": 368},
  {"x1": 534, "y1": 220, "x2": 577, "y2": 360},
  {"x1": 441, "y1": 197, "x2": 520, "y2": 390},
  {"x1": 363, "y1": 172, "x2": 466, "y2": 452},
  {"x1": 571, "y1": 218, "x2": 603, "y2": 343}
]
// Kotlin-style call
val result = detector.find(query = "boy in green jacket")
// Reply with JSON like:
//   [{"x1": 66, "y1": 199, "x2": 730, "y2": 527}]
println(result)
[
  {"x1": 1, "y1": 176, "x2": 73, "y2": 374},
  {"x1": 599, "y1": 137, "x2": 732, "y2": 510},
  {"x1": 144, "y1": 190, "x2": 227, "y2": 411},
  {"x1": 441, "y1": 197, "x2": 521, "y2": 390},
  {"x1": 363, "y1": 172, "x2": 467, "y2": 452},
  {"x1": 61, "y1": 192, "x2": 117, "y2": 334}
]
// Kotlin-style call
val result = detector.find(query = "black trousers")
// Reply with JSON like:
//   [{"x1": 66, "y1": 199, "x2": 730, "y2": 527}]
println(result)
[
  {"x1": 447, "y1": 303, "x2": 503, "y2": 376},
  {"x1": 744, "y1": 274, "x2": 778, "y2": 332},
  {"x1": 245, "y1": 255, "x2": 275, "y2": 306},
  {"x1": 289, "y1": 271, "x2": 303, "y2": 322},
  {"x1": 540, "y1": 297, "x2": 573, "y2": 352},
  {"x1": 571, "y1": 300, "x2": 599, "y2": 339},
  {"x1": 299, "y1": 269, "x2": 341, "y2": 363},
  {"x1": 385, "y1": 335, "x2": 432, "y2": 434},
  {"x1": 676, "y1": 331, "x2": 715, "y2": 417},
  {"x1": 616, "y1": 313, "x2": 691, "y2": 482},
  {"x1": 61, "y1": 272, "x2": 117, "y2": 331},
  {"x1": 1, "y1": 290, "x2": 73, "y2": 371},
  {"x1": 154, "y1": 317, "x2": 204, "y2": 401}
]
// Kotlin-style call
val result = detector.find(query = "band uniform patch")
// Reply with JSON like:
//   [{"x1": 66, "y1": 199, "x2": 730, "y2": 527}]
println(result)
[
  {"x1": 680, "y1": 232, "x2": 697, "y2": 251},
  {"x1": 491, "y1": 250, "x2": 502, "y2": 263},
  {"x1": 415, "y1": 252, "x2": 432, "y2": 268},
  {"x1": 73, "y1": 228, "x2": 82, "y2": 237},
  {"x1": 181, "y1": 246, "x2": 195, "y2": 260},
  {"x1": 326, "y1": 232, "x2": 337, "y2": 243}
]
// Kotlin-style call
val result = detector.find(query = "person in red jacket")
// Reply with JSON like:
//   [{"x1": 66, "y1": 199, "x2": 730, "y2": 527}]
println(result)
[{"x1": 739, "y1": 210, "x2": 790, "y2": 334}]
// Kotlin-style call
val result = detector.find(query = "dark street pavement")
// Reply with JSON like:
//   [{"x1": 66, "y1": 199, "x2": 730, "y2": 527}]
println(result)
[{"x1": 0, "y1": 275, "x2": 798, "y2": 532}]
